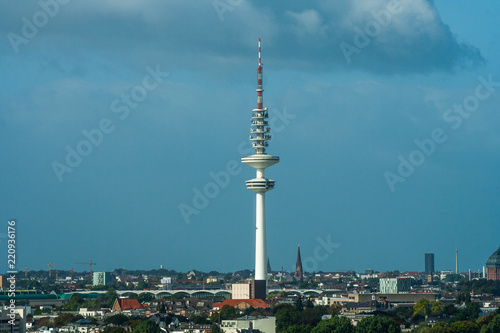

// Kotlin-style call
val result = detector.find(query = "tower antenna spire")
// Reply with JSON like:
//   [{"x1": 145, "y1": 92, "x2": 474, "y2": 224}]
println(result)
[
  {"x1": 242, "y1": 38, "x2": 280, "y2": 300},
  {"x1": 258, "y1": 38, "x2": 261, "y2": 66}
]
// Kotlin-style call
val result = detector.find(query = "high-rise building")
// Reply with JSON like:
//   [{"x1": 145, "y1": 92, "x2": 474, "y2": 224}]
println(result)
[
  {"x1": 93, "y1": 272, "x2": 111, "y2": 286},
  {"x1": 425, "y1": 253, "x2": 434, "y2": 274},
  {"x1": 425, "y1": 253, "x2": 435, "y2": 282},
  {"x1": 486, "y1": 246, "x2": 500, "y2": 281},
  {"x1": 242, "y1": 39, "x2": 279, "y2": 300},
  {"x1": 295, "y1": 245, "x2": 303, "y2": 280}
]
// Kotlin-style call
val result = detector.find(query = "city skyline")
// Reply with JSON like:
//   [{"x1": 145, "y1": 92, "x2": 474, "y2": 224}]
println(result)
[{"x1": 1, "y1": 1, "x2": 499, "y2": 274}]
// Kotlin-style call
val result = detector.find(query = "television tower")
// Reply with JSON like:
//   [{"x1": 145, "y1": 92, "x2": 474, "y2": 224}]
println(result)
[{"x1": 242, "y1": 38, "x2": 279, "y2": 300}]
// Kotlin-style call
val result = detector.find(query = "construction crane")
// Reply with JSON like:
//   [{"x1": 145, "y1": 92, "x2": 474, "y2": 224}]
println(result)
[
  {"x1": 48, "y1": 263, "x2": 55, "y2": 278},
  {"x1": 76, "y1": 261, "x2": 97, "y2": 280},
  {"x1": 22, "y1": 265, "x2": 29, "y2": 278},
  {"x1": 70, "y1": 268, "x2": 74, "y2": 281}
]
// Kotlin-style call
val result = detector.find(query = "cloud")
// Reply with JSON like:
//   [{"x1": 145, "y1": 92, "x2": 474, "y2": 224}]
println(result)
[{"x1": 0, "y1": 0, "x2": 484, "y2": 75}]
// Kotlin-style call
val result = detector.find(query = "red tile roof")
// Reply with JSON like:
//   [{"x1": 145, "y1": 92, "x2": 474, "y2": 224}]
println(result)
[
  {"x1": 214, "y1": 299, "x2": 270, "y2": 309},
  {"x1": 113, "y1": 298, "x2": 143, "y2": 310}
]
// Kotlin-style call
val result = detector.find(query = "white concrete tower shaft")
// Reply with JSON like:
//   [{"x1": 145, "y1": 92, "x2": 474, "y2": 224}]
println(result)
[{"x1": 242, "y1": 39, "x2": 279, "y2": 300}]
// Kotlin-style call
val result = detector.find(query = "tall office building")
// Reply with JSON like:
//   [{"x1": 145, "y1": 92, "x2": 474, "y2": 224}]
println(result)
[{"x1": 425, "y1": 253, "x2": 434, "y2": 282}]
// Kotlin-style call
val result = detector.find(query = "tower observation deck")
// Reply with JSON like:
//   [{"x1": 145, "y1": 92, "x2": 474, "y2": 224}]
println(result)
[{"x1": 242, "y1": 39, "x2": 279, "y2": 300}]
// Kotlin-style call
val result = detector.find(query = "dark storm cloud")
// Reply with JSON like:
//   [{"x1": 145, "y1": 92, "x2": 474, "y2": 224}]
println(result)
[{"x1": 2, "y1": 0, "x2": 482, "y2": 74}]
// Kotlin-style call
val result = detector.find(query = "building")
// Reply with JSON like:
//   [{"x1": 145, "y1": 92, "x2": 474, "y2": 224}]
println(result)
[
  {"x1": 425, "y1": 253, "x2": 435, "y2": 282},
  {"x1": 112, "y1": 298, "x2": 143, "y2": 311},
  {"x1": 0, "y1": 276, "x2": 8, "y2": 290},
  {"x1": 233, "y1": 283, "x2": 252, "y2": 300},
  {"x1": 425, "y1": 253, "x2": 434, "y2": 275},
  {"x1": 379, "y1": 278, "x2": 411, "y2": 293},
  {"x1": 161, "y1": 277, "x2": 175, "y2": 284},
  {"x1": 0, "y1": 308, "x2": 26, "y2": 333},
  {"x1": 214, "y1": 299, "x2": 270, "y2": 311},
  {"x1": 92, "y1": 272, "x2": 111, "y2": 286},
  {"x1": 486, "y1": 246, "x2": 500, "y2": 280},
  {"x1": 295, "y1": 245, "x2": 303, "y2": 280},
  {"x1": 221, "y1": 316, "x2": 275, "y2": 333}
]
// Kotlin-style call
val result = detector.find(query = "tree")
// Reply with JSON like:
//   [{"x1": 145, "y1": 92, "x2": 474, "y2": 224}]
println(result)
[
  {"x1": 103, "y1": 327, "x2": 126, "y2": 333},
  {"x1": 284, "y1": 323, "x2": 313, "y2": 333},
  {"x1": 311, "y1": 315, "x2": 354, "y2": 333},
  {"x1": 454, "y1": 302, "x2": 481, "y2": 322},
  {"x1": 414, "y1": 299, "x2": 431, "y2": 317},
  {"x1": 132, "y1": 320, "x2": 160, "y2": 333},
  {"x1": 34, "y1": 317, "x2": 51, "y2": 328},
  {"x1": 276, "y1": 304, "x2": 300, "y2": 332},
  {"x1": 190, "y1": 313, "x2": 209, "y2": 325},
  {"x1": 356, "y1": 316, "x2": 401, "y2": 333},
  {"x1": 450, "y1": 320, "x2": 479, "y2": 333},
  {"x1": 105, "y1": 314, "x2": 130, "y2": 326},
  {"x1": 296, "y1": 298, "x2": 304, "y2": 312},
  {"x1": 53, "y1": 313, "x2": 77, "y2": 327},
  {"x1": 220, "y1": 305, "x2": 239, "y2": 320},
  {"x1": 211, "y1": 323, "x2": 223, "y2": 333},
  {"x1": 481, "y1": 314, "x2": 500, "y2": 333},
  {"x1": 328, "y1": 303, "x2": 342, "y2": 315}
]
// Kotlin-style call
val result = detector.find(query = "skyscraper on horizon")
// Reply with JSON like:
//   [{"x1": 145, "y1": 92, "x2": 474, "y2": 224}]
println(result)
[
  {"x1": 425, "y1": 253, "x2": 434, "y2": 282},
  {"x1": 242, "y1": 39, "x2": 279, "y2": 300}
]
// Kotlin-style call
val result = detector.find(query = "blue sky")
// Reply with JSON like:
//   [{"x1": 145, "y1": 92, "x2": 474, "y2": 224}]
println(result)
[{"x1": 1, "y1": 0, "x2": 499, "y2": 275}]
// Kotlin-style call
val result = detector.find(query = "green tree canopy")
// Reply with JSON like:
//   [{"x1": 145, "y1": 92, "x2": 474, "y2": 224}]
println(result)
[
  {"x1": 356, "y1": 316, "x2": 401, "y2": 333},
  {"x1": 480, "y1": 314, "x2": 500, "y2": 333},
  {"x1": 104, "y1": 314, "x2": 130, "y2": 326},
  {"x1": 53, "y1": 313, "x2": 77, "y2": 327},
  {"x1": 275, "y1": 304, "x2": 300, "y2": 332},
  {"x1": 450, "y1": 320, "x2": 479, "y2": 333},
  {"x1": 132, "y1": 320, "x2": 160, "y2": 333},
  {"x1": 311, "y1": 315, "x2": 354, "y2": 333}
]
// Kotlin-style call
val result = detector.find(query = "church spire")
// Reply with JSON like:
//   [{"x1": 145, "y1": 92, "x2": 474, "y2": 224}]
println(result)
[{"x1": 295, "y1": 244, "x2": 303, "y2": 280}]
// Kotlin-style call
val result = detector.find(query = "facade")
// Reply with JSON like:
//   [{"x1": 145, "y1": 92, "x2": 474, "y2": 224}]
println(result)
[
  {"x1": 486, "y1": 246, "x2": 500, "y2": 280},
  {"x1": 221, "y1": 316, "x2": 275, "y2": 333},
  {"x1": 92, "y1": 272, "x2": 111, "y2": 286},
  {"x1": 379, "y1": 277, "x2": 411, "y2": 293},
  {"x1": 232, "y1": 283, "x2": 252, "y2": 300},
  {"x1": 0, "y1": 308, "x2": 26, "y2": 333}
]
